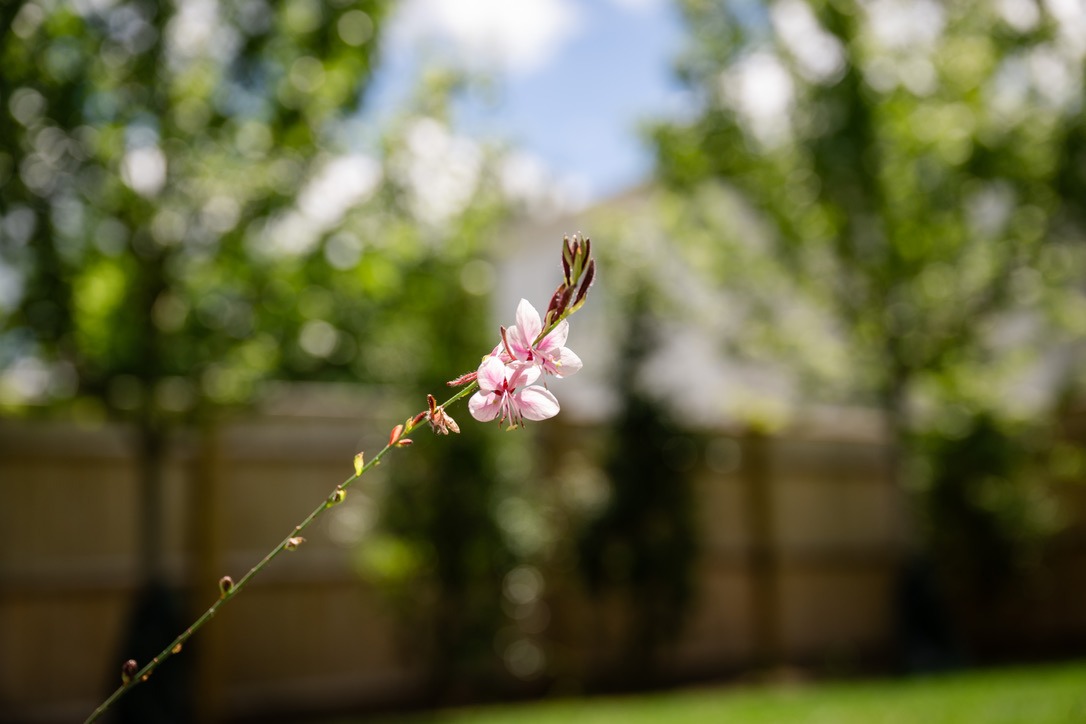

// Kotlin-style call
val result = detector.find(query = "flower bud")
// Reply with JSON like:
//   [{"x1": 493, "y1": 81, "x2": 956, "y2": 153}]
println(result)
[
  {"x1": 546, "y1": 284, "x2": 574, "y2": 327},
  {"x1": 560, "y1": 233, "x2": 593, "y2": 295},
  {"x1": 447, "y1": 370, "x2": 478, "y2": 387},
  {"x1": 285, "y1": 536, "x2": 305, "y2": 551},
  {"x1": 572, "y1": 258, "x2": 595, "y2": 310},
  {"x1": 219, "y1": 575, "x2": 234, "y2": 597},
  {"x1": 389, "y1": 422, "x2": 414, "y2": 447},
  {"x1": 353, "y1": 452, "x2": 365, "y2": 477},
  {"x1": 328, "y1": 487, "x2": 347, "y2": 506},
  {"x1": 562, "y1": 235, "x2": 575, "y2": 284},
  {"x1": 121, "y1": 659, "x2": 138, "y2": 685}
]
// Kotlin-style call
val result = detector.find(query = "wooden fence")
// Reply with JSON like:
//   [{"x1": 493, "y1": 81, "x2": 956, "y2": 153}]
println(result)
[{"x1": 3, "y1": 400, "x2": 1085, "y2": 722}]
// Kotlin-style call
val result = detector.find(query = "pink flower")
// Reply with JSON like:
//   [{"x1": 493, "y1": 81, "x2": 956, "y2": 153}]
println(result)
[
  {"x1": 468, "y1": 356, "x2": 560, "y2": 427},
  {"x1": 496, "y1": 299, "x2": 582, "y2": 378}
]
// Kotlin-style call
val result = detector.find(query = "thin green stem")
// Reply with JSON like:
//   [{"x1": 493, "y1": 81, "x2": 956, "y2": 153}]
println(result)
[{"x1": 84, "y1": 382, "x2": 478, "y2": 724}]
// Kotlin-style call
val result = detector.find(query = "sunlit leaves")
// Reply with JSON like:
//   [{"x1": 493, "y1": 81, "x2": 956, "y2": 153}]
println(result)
[
  {"x1": 71, "y1": 257, "x2": 130, "y2": 372},
  {"x1": 0, "y1": 0, "x2": 392, "y2": 413},
  {"x1": 655, "y1": 0, "x2": 1086, "y2": 424}
]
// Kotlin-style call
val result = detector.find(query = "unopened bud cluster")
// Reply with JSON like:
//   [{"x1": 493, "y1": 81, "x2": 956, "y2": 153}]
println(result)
[{"x1": 547, "y1": 234, "x2": 595, "y2": 328}]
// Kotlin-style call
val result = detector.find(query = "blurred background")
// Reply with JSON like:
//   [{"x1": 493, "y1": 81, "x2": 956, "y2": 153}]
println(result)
[{"x1": 2, "y1": 0, "x2": 1086, "y2": 721}]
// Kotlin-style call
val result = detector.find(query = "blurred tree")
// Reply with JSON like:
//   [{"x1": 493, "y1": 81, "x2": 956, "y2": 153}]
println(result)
[
  {"x1": 0, "y1": 2, "x2": 395, "y2": 716},
  {"x1": 339, "y1": 73, "x2": 545, "y2": 701},
  {"x1": 360, "y1": 283, "x2": 521, "y2": 702},
  {"x1": 577, "y1": 290, "x2": 698, "y2": 687},
  {"x1": 0, "y1": 0, "x2": 390, "y2": 576},
  {"x1": 922, "y1": 413, "x2": 1059, "y2": 593},
  {"x1": 652, "y1": 0, "x2": 1086, "y2": 547},
  {"x1": 0, "y1": 0, "x2": 527, "y2": 712}
]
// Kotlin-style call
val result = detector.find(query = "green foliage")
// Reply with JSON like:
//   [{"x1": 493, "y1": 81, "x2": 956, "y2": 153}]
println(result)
[
  {"x1": 653, "y1": 0, "x2": 1086, "y2": 408},
  {"x1": 921, "y1": 413, "x2": 1062, "y2": 590},
  {"x1": 358, "y1": 255, "x2": 523, "y2": 696},
  {"x1": 0, "y1": 0, "x2": 531, "y2": 692},
  {"x1": 650, "y1": 0, "x2": 1086, "y2": 571},
  {"x1": 0, "y1": 0, "x2": 390, "y2": 418}
]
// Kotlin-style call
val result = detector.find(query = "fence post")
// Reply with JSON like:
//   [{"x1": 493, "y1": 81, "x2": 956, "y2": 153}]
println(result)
[
  {"x1": 742, "y1": 429, "x2": 783, "y2": 669},
  {"x1": 190, "y1": 420, "x2": 226, "y2": 721}
]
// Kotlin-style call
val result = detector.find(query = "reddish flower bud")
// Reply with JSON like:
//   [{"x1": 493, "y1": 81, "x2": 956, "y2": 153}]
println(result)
[
  {"x1": 560, "y1": 234, "x2": 590, "y2": 285},
  {"x1": 389, "y1": 424, "x2": 404, "y2": 447},
  {"x1": 573, "y1": 258, "x2": 595, "y2": 309},
  {"x1": 570, "y1": 235, "x2": 589, "y2": 282},
  {"x1": 546, "y1": 283, "x2": 572, "y2": 326},
  {"x1": 121, "y1": 659, "x2": 138, "y2": 685},
  {"x1": 447, "y1": 370, "x2": 479, "y2": 387},
  {"x1": 547, "y1": 283, "x2": 564, "y2": 315}
]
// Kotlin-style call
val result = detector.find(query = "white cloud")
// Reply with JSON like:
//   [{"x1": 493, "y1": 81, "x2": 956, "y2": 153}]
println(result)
[{"x1": 389, "y1": 0, "x2": 582, "y2": 76}]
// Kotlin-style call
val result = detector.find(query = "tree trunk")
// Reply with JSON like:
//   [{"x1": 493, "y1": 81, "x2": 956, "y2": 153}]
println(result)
[
  {"x1": 137, "y1": 420, "x2": 166, "y2": 582},
  {"x1": 883, "y1": 364, "x2": 962, "y2": 673},
  {"x1": 742, "y1": 428, "x2": 782, "y2": 671},
  {"x1": 881, "y1": 367, "x2": 915, "y2": 552}
]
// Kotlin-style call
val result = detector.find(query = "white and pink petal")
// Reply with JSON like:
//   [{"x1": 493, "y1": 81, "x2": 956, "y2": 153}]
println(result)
[
  {"x1": 515, "y1": 299, "x2": 543, "y2": 343},
  {"x1": 539, "y1": 319, "x2": 569, "y2": 351},
  {"x1": 468, "y1": 391, "x2": 502, "y2": 422},
  {"x1": 476, "y1": 356, "x2": 507, "y2": 392},
  {"x1": 556, "y1": 347, "x2": 582, "y2": 376},
  {"x1": 516, "y1": 386, "x2": 560, "y2": 421}
]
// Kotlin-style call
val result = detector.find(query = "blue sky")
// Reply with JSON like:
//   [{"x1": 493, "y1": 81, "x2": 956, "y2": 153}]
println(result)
[{"x1": 367, "y1": 0, "x2": 692, "y2": 204}]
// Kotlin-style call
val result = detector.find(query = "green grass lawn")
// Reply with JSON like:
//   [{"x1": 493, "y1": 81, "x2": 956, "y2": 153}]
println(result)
[{"x1": 362, "y1": 661, "x2": 1086, "y2": 724}]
